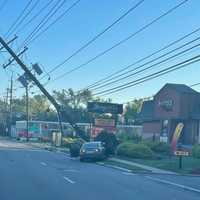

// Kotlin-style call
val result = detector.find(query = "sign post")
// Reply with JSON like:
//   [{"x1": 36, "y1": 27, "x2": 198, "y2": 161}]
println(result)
[
  {"x1": 174, "y1": 143, "x2": 189, "y2": 169},
  {"x1": 179, "y1": 155, "x2": 182, "y2": 169}
]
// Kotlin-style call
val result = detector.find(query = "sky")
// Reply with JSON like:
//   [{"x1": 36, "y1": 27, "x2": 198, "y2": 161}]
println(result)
[{"x1": 0, "y1": 0, "x2": 200, "y2": 103}]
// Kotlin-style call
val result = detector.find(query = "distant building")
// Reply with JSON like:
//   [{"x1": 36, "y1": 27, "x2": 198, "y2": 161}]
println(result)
[{"x1": 139, "y1": 83, "x2": 200, "y2": 145}]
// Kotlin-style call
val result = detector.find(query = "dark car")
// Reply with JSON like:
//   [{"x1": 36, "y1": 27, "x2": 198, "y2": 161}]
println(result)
[{"x1": 80, "y1": 141, "x2": 106, "y2": 162}]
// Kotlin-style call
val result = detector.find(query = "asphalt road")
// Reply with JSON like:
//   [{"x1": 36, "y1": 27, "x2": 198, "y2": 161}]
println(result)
[{"x1": 0, "y1": 139, "x2": 200, "y2": 200}]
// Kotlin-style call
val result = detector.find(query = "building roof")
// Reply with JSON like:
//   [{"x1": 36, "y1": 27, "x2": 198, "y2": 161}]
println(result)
[
  {"x1": 138, "y1": 100, "x2": 154, "y2": 121},
  {"x1": 157, "y1": 83, "x2": 199, "y2": 95}
]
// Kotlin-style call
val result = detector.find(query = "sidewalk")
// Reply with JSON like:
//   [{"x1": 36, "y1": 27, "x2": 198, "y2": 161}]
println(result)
[
  {"x1": 28, "y1": 142, "x2": 69, "y2": 153},
  {"x1": 108, "y1": 157, "x2": 176, "y2": 175}
]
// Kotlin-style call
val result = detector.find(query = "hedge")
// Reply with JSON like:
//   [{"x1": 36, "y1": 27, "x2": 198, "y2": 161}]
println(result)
[
  {"x1": 150, "y1": 142, "x2": 171, "y2": 155},
  {"x1": 192, "y1": 145, "x2": 200, "y2": 159},
  {"x1": 116, "y1": 142, "x2": 154, "y2": 159}
]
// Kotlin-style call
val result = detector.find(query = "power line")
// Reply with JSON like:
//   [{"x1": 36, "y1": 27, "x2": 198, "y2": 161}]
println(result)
[
  {"x1": 5, "y1": 0, "x2": 34, "y2": 38},
  {"x1": 90, "y1": 36, "x2": 200, "y2": 91},
  {"x1": 47, "y1": 0, "x2": 189, "y2": 82},
  {"x1": 0, "y1": 0, "x2": 7, "y2": 12},
  {"x1": 15, "y1": 0, "x2": 54, "y2": 35},
  {"x1": 190, "y1": 82, "x2": 200, "y2": 87},
  {"x1": 22, "y1": 0, "x2": 67, "y2": 47},
  {"x1": 26, "y1": 0, "x2": 82, "y2": 45},
  {"x1": 85, "y1": 27, "x2": 200, "y2": 90},
  {"x1": 94, "y1": 54, "x2": 200, "y2": 96},
  {"x1": 7, "y1": 0, "x2": 41, "y2": 38},
  {"x1": 39, "y1": 0, "x2": 145, "y2": 78}
]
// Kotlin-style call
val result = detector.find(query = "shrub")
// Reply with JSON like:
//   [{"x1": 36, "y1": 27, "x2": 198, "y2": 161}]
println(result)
[
  {"x1": 116, "y1": 142, "x2": 154, "y2": 159},
  {"x1": 142, "y1": 141, "x2": 171, "y2": 155},
  {"x1": 192, "y1": 145, "x2": 200, "y2": 159},
  {"x1": 95, "y1": 131, "x2": 119, "y2": 155},
  {"x1": 117, "y1": 131, "x2": 142, "y2": 143},
  {"x1": 116, "y1": 131, "x2": 142, "y2": 143},
  {"x1": 151, "y1": 142, "x2": 171, "y2": 155}
]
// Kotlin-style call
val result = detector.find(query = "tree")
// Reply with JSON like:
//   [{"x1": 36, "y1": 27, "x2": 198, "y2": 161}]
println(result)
[
  {"x1": 53, "y1": 88, "x2": 92, "y2": 109},
  {"x1": 95, "y1": 130, "x2": 119, "y2": 155},
  {"x1": 124, "y1": 99, "x2": 143, "y2": 124},
  {"x1": 53, "y1": 88, "x2": 93, "y2": 123}
]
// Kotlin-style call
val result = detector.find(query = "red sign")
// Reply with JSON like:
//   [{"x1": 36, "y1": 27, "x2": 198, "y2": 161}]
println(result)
[
  {"x1": 91, "y1": 126, "x2": 116, "y2": 138},
  {"x1": 95, "y1": 118, "x2": 115, "y2": 127}
]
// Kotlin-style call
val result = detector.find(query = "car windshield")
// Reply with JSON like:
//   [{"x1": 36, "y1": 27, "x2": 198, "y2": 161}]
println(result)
[{"x1": 83, "y1": 142, "x2": 100, "y2": 148}]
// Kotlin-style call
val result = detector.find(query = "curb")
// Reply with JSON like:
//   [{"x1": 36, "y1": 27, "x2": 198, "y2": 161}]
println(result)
[
  {"x1": 146, "y1": 176, "x2": 200, "y2": 194},
  {"x1": 97, "y1": 162, "x2": 132, "y2": 173},
  {"x1": 99, "y1": 160, "x2": 200, "y2": 177}
]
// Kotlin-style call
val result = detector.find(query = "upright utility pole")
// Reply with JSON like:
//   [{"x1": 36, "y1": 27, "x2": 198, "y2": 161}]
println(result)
[
  {"x1": 25, "y1": 85, "x2": 29, "y2": 141},
  {"x1": 9, "y1": 73, "x2": 13, "y2": 137},
  {"x1": 4, "y1": 88, "x2": 9, "y2": 136}
]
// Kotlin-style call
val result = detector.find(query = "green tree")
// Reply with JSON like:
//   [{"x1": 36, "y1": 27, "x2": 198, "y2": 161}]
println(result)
[
  {"x1": 53, "y1": 89, "x2": 93, "y2": 123},
  {"x1": 124, "y1": 99, "x2": 143, "y2": 124}
]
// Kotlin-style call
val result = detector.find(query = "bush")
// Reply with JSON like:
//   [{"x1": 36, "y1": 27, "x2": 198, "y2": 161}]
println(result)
[
  {"x1": 117, "y1": 131, "x2": 142, "y2": 143},
  {"x1": 142, "y1": 141, "x2": 171, "y2": 155},
  {"x1": 69, "y1": 138, "x2": 85, "y2": 157},
  {"x1": 95, "y1": 131, "x2": 119, "y2": 155},
  {"x1": 192, "y1": 145, "x2": 200, "y2": 158},
  {"x1": 116, "y1": 142, "x2": 154, "y2": 159}
]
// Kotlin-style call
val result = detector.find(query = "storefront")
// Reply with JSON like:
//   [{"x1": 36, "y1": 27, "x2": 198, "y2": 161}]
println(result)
[{"x1": 139, "y1": 83, "x2": 200, "y2": 145}]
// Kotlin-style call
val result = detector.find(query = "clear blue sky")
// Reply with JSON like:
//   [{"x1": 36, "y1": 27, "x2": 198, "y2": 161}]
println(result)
[{"x1": 0, "y1": 0, "x2": 200, "y2": 103}]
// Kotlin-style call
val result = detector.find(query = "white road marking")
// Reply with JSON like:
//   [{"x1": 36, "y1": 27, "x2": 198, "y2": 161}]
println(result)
[
  {"x1": 146, "y1": 176, "x2": 200, "y2": 194},
  {"x1": 40, "y1": 162, "x2": 47, "y2": 166},
  {"x1": 63, "y1": 169, "x2": 79, "y2": 172},
  {"x1": 122, "y1": 172, "x2": 136, "y2": 176},
  {"x1": 63, "y1": 176, "x2": 75, "y2": 184}
]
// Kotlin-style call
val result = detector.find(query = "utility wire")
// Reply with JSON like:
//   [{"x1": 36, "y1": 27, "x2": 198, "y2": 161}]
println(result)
[
  {"x1": 22, "y1": 0, "x2": 67, "y2": 46},
  {"x1": 5, "y1": 0, "x2": 34, "y2": 38},
  {"x1": 39, "y1": 0, "x2": 145, "y2": 79},
  {"x1": 26, "y1": 0, "x2": 82, "y2": 45},
  {"x1": 15, "y1": 0, "x2": 54, "y2": 35},
  {"x1": 85, "y1": 27, "x2": 200, "y2": 90},
  {"x1": 0, "y1": 0, "x2": 7, "y2": 12},
  {"x1": 47, "y1": 0, "x2": 189, "y2": 82},
  {"x1": 7, "y1": 0, "x2": 41, "y2": 38},
  {"x1": 190, "y1": 82, "x2": 200, "y2": 87},
  {"x1": 94, "y1": 54, "x2": 200, "y2": 96},
  {"x1": 91, "y1": 36, "x2": 200, "y2": 91}
]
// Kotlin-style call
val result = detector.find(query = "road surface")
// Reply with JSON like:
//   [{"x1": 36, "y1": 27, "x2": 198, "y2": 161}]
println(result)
[{"x1": 0, "y1": 139, "x2": 200, "y2": 200}]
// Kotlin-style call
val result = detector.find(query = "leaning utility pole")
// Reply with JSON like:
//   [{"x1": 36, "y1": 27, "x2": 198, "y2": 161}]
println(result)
[
  {"x1": 0, "y1": 35, "x2": 87, "y2": 140},
  {"x1": 9, "y1": 72, "x2": 13, "y2": 137},
  {"x1": 0, "y1": 36, "x2": 64, "y2": 136}
]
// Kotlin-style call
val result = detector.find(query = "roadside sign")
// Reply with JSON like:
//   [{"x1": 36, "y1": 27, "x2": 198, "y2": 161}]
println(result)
[
  {"x1": 174, "y1": 149, "x2": 189, "y2": 169},
  {"x1": 174, "y1": 151, "x2": 189, "y2": 156},
  {"x1": 171, "y1": 123, "x2": 184, "y2": 151},
  {"x1": 87, "y1": 102, "x2": 123, "y2": 114},
  {"x1": 91, "y1": 126, "x2": 116, "y2": 138},
  {"x1": 94, "y1": 118, "x2": 115, "y2": 127}
]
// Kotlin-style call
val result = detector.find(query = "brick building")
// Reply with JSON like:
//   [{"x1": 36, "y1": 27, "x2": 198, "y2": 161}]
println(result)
[{"x1": 139, "y1": 83, "x2": 200, "y2": 145}]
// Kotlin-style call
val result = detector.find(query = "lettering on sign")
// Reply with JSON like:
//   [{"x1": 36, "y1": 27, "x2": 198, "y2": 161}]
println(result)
[
  {"x1": 158, "y1": 99, "x2": 173, "y2": 111},
  {"x1": 95, "y1": 118, "x2": 115, "y2": 127},
  {"x1": 174, "y1": 151, "x2": 189, "y2": 156}
]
